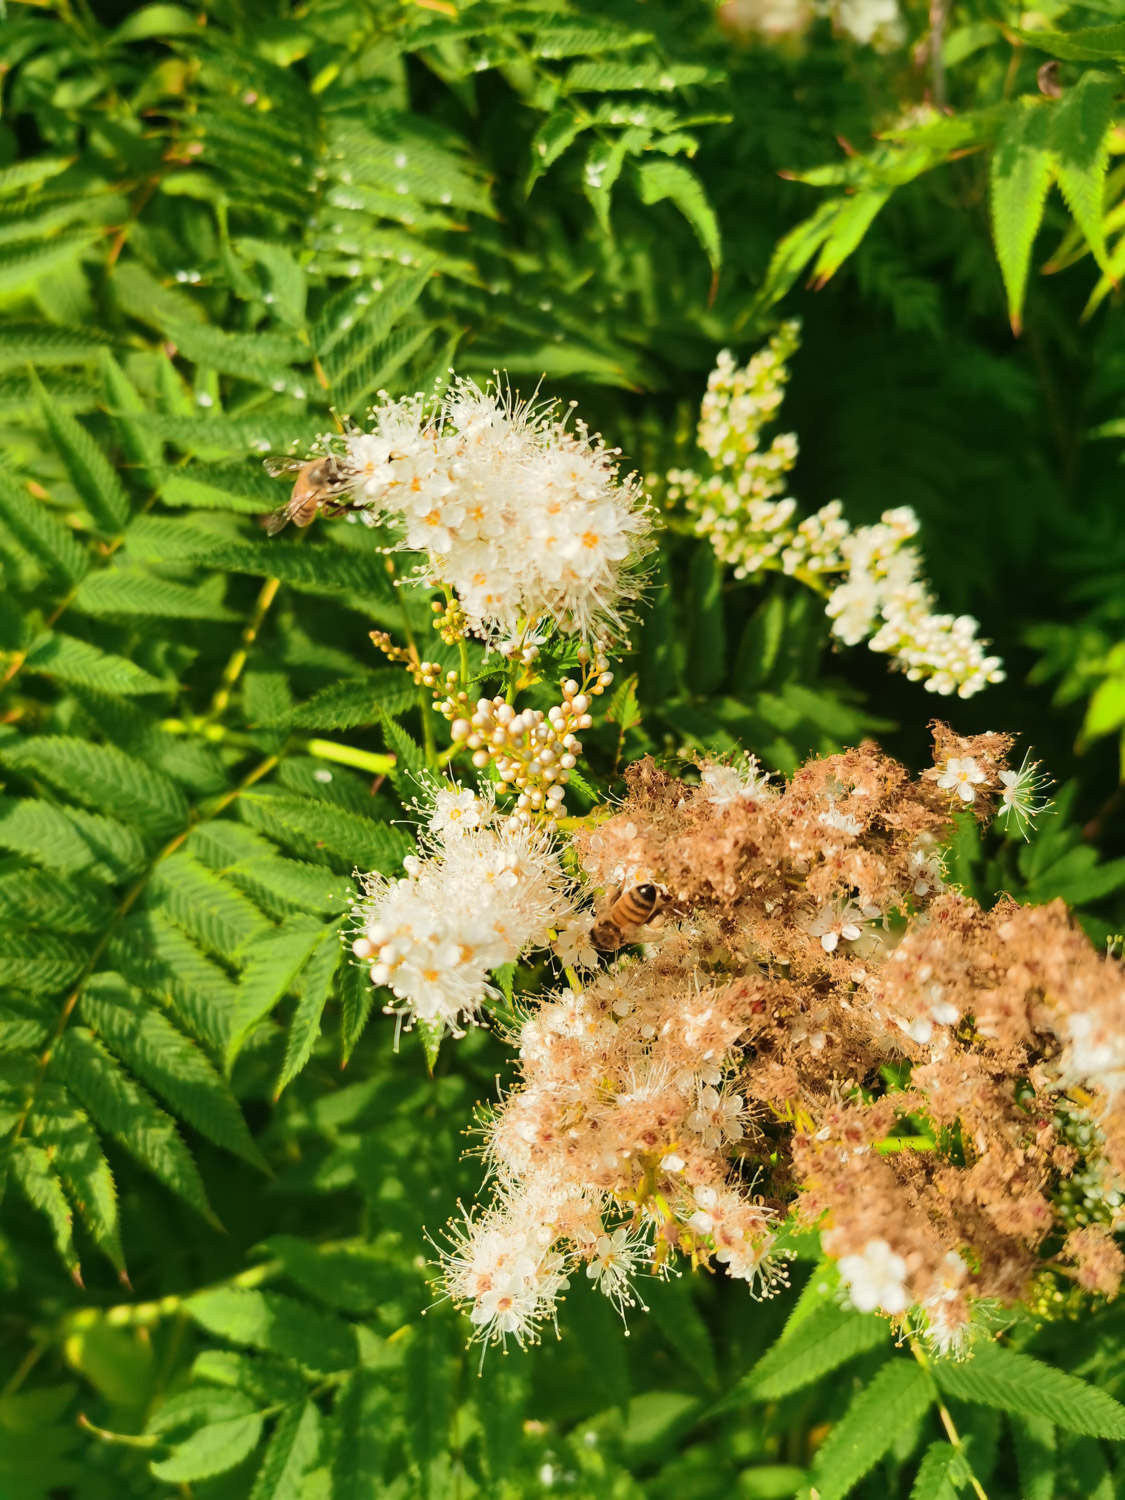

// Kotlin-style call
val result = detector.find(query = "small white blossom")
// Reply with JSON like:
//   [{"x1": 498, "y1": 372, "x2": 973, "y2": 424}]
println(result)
[
  {"x1": 996, "y1": 752, "x2": 1051, "y2": 839},
  {"x1": 937, "y1": 757, "x2": 986, "y2": 804},
  {"x1": 805, "y1": 901, "x2": 872, "y2": 954},
  {"x1": 584, "y1": 1224, "x2": 652, "y2": 1318},
  {"x1": 700, "y1": 754, "x2": 775, "y2": 808},
  {"x1": 837, "y1": 1238, "x2": 909, "y2": 1315}
]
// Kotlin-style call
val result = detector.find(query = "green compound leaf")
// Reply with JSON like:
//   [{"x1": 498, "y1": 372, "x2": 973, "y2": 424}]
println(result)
[
  {"x1": 185, "y1": 1288, "x2": 359, "y2": 1376},
  {"x1": 80, "y1": 973, "x2": 266, "y2": 1170},
  {"x1": 8, "y1": 1139, "x2": 80, "y2": 1282},
  {"x1": 805, "y1": 1358, "x2": 931, "y2": 1500},
  {"x1": 22, "y1": 631, "x2": 166, "y2": 696},
  {"x1": 223, "y1": 916, "x2": 330, "y2": 1071},
  {"x1": 725, "y1": 1300, "x2": 889, "y2": 1405},
  {"x1": 990, "y1": 97, "x2": 1054, "y2": 335},
  {"x1": 150, "y1": 1395, "x2": 265, "y2": 1484},
  {"x1": 908, "y1": 1441, "x2": 972, "y2": 1500},
  {"x1": 27, "y1": 1085, "x2": 124, "y2": 1275},
  {"x1": 52, "y1": 1026, "x2": 217, "y2": 1224},
  {"x1": 275, "y1": 930, "x2": 343, "y2": 1097},
  {"x1": 248, "y1": 1401, "x2": 321, "y2": 1500},
  {"x1": 0, "y1": 736, "x2": 189, "y2": 838},
  {"x1": 1050, "y1": 70, "x2": 1118, "y2": 275},
  {"x1": 934, "y1": 1344, "x2": 1125, "y2": 1439},
  {"x1": 34, "y1": 369, "x2": 132, "y2": 535},
  {"x1": 634, "y1": 157, "x2": 721, "y2": 274}
]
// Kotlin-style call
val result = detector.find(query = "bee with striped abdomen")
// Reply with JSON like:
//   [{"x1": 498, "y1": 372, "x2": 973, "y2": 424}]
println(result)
[
  {"x1": 590, "y1": 881, "x2": 669, "y2": 952},
  {"x1": 261, "y1": 453, "x2": 356, "y2": 535}
]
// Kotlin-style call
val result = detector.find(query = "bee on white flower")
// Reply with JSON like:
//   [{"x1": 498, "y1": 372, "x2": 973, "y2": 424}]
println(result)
[{"x1": 339, "y1": 376, "x2": 653, "y2": 646}]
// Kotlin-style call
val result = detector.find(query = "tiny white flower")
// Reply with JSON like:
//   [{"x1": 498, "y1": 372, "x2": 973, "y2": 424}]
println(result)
[
  {"x1": 937, "y1": 757, "x2": 986, "y2": 804},
  {"x1": 837, "y1": 1238, "x2": 909, "y2": 1315},
  {"x1": 996, "y1": 752, "x2": 1051, "y2": 840}
]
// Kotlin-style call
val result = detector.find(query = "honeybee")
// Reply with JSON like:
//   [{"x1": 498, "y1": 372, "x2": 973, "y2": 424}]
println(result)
[
  {"x1": 590, "y1": 881, "x2": 669, "y2": 952},
  {"x1": 261, "y1": 453, "x2": 355, "y2": 535}
]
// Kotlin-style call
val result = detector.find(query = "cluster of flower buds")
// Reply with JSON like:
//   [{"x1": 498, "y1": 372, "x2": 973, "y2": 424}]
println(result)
[
  {"x1": 441, "y1": 662, "x2": 612, "y2": 821},
  {"x1": 667, "y1": 329, "x2": 1004, "y2": 698}
]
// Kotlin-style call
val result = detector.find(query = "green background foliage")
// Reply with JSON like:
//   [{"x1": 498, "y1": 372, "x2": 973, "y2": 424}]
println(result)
[{"x1": 2, "y1": 0, "x2": 1125, "y2": 1495}]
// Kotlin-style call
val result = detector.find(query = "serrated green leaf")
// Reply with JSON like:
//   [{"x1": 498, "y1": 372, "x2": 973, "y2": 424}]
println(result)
[
  {"x1": 151, "y1": 1406, "x2": 264, "y2": 1483},
  {"x1": 723, "y1": 1301, "x2": 889, "y2": 1406},
  {"x1": 275, "y1": 933, "x2": 342, "y2": 1096},
  {"x1": 27, "y1": 1086, "x2": 124, "y2": 1275},
  {"x1": 909, "y1": 1442, "x2": 971, "y2": 1500},
  {"x1": 249, "y1": 1401, "x2": 321, "y2": 1500},
  {"x1": 147, "y1": 851, "x2": 272, "y2": 955},
  {"x1": 331, "y1": 1368, "x2": 387, "y2": 1500},
  {"x1": 240, "y1": 789, "x2": 410, "y2": 872},
  {"x1": 23, "y1": 631, "x2": 166, "y2": 696},
  {"x1": 934, "y1": 1344, "x2": 1125, "y2": 1438},
  {"x1": 527, "y1": 109, "x2": 586, "y2": 189},
  {"x1": 0, "y1": 736, "x2": 188, "y2": 838},
  {"x1": 288, "y1": 676, "x2": 416, "y2": 729},
  {"x1": 186, "y1": 1288, "x2": 358, "y2": 1375},
  {"x1": 74, "y1": 569, "x2": 238, "y2": 620},
  {"x1": 224, "y1": 916, "x2": 328, "y2": 1070},
  {"x1": 8, "y1": 1139, "x2": 79, "y2": 1281},
  {"x1": 52, "y1": 1026, "x2": 216, "y2": 1223},
  {"x1": 0, "y1": 929, "x2": 86, "y2": 993},
  {"x1": 635, "y1": 157, "x2": 721, "y2": 273},
  {"x1": 1012, "y1": 24, "x2": 1125, "y2": 62},
  {"x1": 110, "y1": 909, "x2": 240, "y2": 1052},
  {"x1": 0, "y1": 467, "x2": 87, "y2": 584},
  {"x1": 337, "y1": 959, "x2": 376, "y2": 1067},
  {"x1": 1050, "y1": 71, "x2": 1117, "y2": 275},
  {"x1": 807, "y1": 1359, "x2": 930, "y2": 1500},
  {"x1": 34, "y1": 370, "x2": 131, "y2": 534},
  {"x1": 0, "y1": 232, "x2": 96, "y2": 294},
  {"x1": 234, "y1": 239, "x2": 307, "y2": 327},
  {"x1": 226, "y1": 855, "x2": 351, "y2": 919},
  {"x1": 261, "y1": 1236, "x2": 399, "y2": 1315},
  {"x1": 101, "y1": 350, "x2": 163, "y2": 489},
  {"x1": 192, "y1": 1350, "x2": 307, "y2": 1408},
  {"x1": 811, "y1": 188, "x2": 892, "y2": 286},
  {"x1": 0, "y1": 795, "x2": 146, "y2": 882},
  {"x1": 80, "y1": 973, "x2": 266, "y2": 1170},
  {"x1": 990, "y1": 98, "x2": 1054, "y2": 335}
]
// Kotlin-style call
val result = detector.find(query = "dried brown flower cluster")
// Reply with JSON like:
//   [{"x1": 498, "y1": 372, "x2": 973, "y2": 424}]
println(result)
[{"x1": 440, "y1": 728, "x2": 1125, "y2": 1353}]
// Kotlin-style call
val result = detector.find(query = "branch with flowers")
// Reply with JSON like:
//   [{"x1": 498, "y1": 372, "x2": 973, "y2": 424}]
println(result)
[{"x1": 272, "y1": 363, "x2": 1125, "y2": 1376}]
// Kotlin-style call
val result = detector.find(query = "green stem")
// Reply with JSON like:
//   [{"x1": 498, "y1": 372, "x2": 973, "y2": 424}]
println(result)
[{"x1": 910, "y1": 1341, "x2": 989, "y2": 1500}]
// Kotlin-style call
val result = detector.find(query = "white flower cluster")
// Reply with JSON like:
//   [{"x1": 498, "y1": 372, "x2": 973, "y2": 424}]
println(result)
[
  {"x1": 668, "y1": 333, "x2": 1004, "y2": 698},
  {"x1": 666, "y1": 324, "x2": 801, "y2": 581},
  {"x1": 349, "y1": 784, "x2": 573, "y2": 1038},
  {"x1": 339, "y1": 376, "x2": 652, "y2": 645},
  {"x1": 700, "y1": 753, "x2": 776, "y2": 807},
  {"x1": 719, "y1": 0, "x2": 904, "y2": 48},
  {"x1": 826, "y1": 508, "x2": 1005, "y2": 699}
]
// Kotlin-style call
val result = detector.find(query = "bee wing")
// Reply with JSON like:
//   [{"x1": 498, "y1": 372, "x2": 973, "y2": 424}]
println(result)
[
  {"x1": 262, "y1": 454, "x2": 305, "y2": 478},
  {"x1": 261, "y1": 501, "x2": 296, "y2": 535}
]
